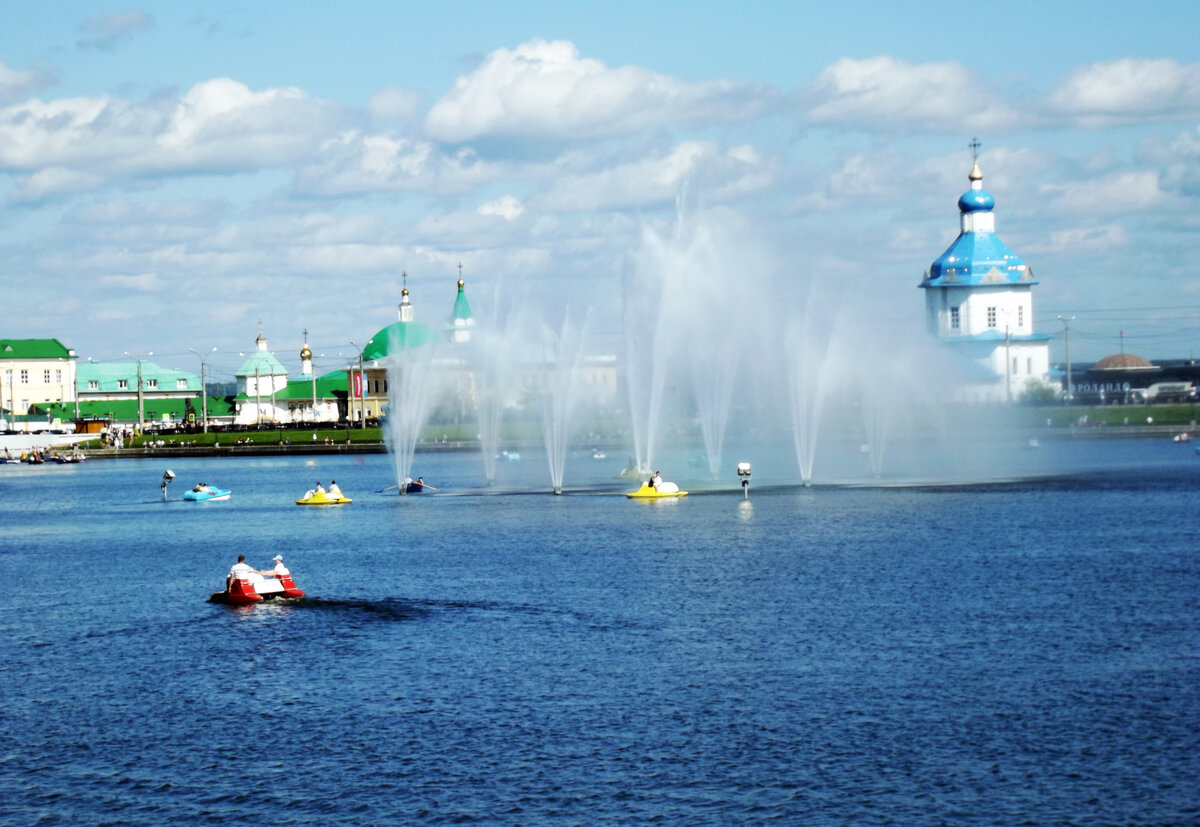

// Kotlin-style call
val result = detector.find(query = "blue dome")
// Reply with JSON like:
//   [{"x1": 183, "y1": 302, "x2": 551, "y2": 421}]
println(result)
[{"x1": 958, "y1": 189, "x2": 995, "y2": 212}]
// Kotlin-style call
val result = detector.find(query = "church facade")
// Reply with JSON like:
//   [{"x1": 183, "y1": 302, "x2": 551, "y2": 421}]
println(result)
[{"x1": 920, "y1": 155, "x2": 1052, "y2": 402}]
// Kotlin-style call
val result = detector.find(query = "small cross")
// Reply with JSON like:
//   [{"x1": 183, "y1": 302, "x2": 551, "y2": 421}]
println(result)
[
  {"x1": 969, "y1": 137, "x2": 981, "y2": 161},
  {"x1": 458, "y1": 262, "x2": 463, "y2": 278},
  {"x1": 402, "y1": 270, "x2": 408, "y2": 289}
]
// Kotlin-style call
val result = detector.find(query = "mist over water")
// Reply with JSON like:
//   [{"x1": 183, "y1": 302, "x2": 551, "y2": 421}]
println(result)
[{"x1": 385, "y1": 201, "x2": 1064, "y2": 492}]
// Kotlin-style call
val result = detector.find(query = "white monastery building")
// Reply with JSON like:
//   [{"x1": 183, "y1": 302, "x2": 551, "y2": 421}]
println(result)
[{"x1": 920, "y1": 152, "x2": 1051, "y2": 402}]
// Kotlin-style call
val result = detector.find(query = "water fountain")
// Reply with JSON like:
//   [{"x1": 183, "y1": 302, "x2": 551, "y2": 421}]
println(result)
[
  {"x1": 537, "y1": 314, "x2": 589, "y2": 495},
  {"x1": 383, "y1": 341, "x2": 448, "y2": 494}
]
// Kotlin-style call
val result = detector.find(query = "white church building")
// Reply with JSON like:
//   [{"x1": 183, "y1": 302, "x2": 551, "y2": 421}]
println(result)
[{"x1": 920, "y1": 154, "x2": 1051, "y2": 402}]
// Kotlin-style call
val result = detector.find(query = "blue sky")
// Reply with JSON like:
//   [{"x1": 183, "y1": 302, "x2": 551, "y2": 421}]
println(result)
[{"x1": 2, "y1": 1, "x2": 1200, "y2": 380}]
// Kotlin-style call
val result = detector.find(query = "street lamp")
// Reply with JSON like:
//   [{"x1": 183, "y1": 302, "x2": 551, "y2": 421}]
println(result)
[
  {"x1": 347, "y1": 341, "x2": 367, "y2": 428},
  {"x1": 124, "y1": 351, "x2": 153, "y2": 432},
  {"x1": 1057, "y1": 315, "x2": 1075, "y2": 404},
  {"x1": 189, "y1": 347, "x2": 217, "y2": 433}
]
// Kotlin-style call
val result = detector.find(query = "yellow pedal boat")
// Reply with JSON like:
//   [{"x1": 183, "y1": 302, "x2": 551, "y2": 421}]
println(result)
[
  {"x1": 626, "y1": 483, "x2": 688, "y2": 499},
  {"x1": 296, "y1": 490, "x2": 353, "y2": 506}
]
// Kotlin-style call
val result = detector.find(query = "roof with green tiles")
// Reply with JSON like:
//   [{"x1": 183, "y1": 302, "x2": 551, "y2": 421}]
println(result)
[
  {"x1": 0, "y1": 338, "x2": 75, "y2": 359},
  {"x1": 33, "y1": 397, "x2": 235, "y2": 422},
  {"x1": 234, "y1": 371, "x2": 347, "y2": 401},
  {"x1": 77, "y1": 361, "x2": 200, "y2": 393}
]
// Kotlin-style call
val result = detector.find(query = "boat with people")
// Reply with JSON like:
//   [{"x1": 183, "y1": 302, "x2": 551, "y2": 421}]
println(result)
[
  {"x1": 183, "y1": 484, "x2": 230, "y2": 501},
  {"x1": 296, "y1": 489, "x2": 353, "y2": 505},
  {"x1": 209, "y1": 568, "x2": 305, "y2": 604},
  {"x1": 627, "y1": 483, "x2": 688, "y2": 499},
  {"x1": 627, "y1": 472, "x2": 688, "y2": 499}
]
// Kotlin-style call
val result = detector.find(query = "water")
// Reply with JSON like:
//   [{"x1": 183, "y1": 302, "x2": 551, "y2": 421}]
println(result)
[{"x1": 1, "y1": 442, "x2": 1197, "y2": 824}]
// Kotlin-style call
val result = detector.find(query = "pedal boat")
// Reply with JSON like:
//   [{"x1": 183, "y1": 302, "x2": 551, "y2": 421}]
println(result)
[
  {"x1": 209, "y1": 573, "x2": 305, "y2": 604},
  {"x1": 296, "y1": 490, "x2": 352, "y2": 506},
  {"x1": 184, "y1": 487, "x2": 231, "y2": 501},
  {"x1": 626, "y1": 482, "x2": 688, "y2": 499}
]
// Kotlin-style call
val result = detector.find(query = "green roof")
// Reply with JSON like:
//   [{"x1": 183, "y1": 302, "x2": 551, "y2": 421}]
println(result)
[
  {"x1": 451, "y1": 281, "x2": 472, "y2": 321},
  {"x1": 77, "y1": 361, "x2": 200, "y2": 393},
  {"x1": 0, "y1": 338, "x2": 74, "y2": 359},
  {"x1": 236, "y1": 349, "x2": 288, "y2": 377},
  {"x1": 34, "y1": 397, "x2": 232, "y2": 422},
  {"x1": 362, "y1": 321, "x2": 441, "y2": 360},
  {"x1": 237, "y1": 371, "x2": 347, "y2": 401}
]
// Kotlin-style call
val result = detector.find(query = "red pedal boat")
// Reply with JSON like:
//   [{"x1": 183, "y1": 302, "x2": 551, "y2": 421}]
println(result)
[{"x1": 209, "y1": 573, "x2": 306, "y2": 604}]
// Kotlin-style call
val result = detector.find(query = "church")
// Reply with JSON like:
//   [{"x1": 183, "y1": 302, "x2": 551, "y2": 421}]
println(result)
[{"x1": 920, "y1": 148, "x2": 1052, "y2": 402}]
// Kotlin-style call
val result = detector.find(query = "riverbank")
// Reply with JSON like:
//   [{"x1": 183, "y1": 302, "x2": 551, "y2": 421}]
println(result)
[{"x1": 61, "y1": 422, "x2": 1199, "y2": 460}]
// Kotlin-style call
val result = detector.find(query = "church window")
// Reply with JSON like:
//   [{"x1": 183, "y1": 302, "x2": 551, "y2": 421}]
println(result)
[
  {"x1": 20, "y1": 370, "x2": 29, "y2": 384},
  {"x1": 118, "y1": 379, "x2": 128, "y2": 389},
  {"x1": 43, "y1": 370, "x2": 51, "y2": 383},
  {"x1": 177, "y1": 379, "x2": 187, "y2": 389},
  {"x1": 55, "y1": 370, "x2": 62, "y2": 383},
  {"x1": 88, "y1": 380, "x2": 98, "y2": 390},
  {"x1": 1018, "y1": 306, "x2": 1025, "y2": 328},
  {"x1": 987, "y1": 307, "x2": 997, "y2": 328},
  {"x1": 950, "y1": 307, "x2": 960, "y2": 330},
  {"x1": 1012, "y1": 357, "x2": 1019, "y2": 374},
  {"x1": 147, "y1": 379, "x2": 157, "y2": 389},
  {"x1": 1027, "y1": 358, "x2": 1033, "y2": 374}
]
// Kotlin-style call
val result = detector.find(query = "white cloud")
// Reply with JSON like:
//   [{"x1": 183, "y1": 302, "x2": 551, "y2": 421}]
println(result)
[
  {"x1": 11, "y1": 167, "x2": 105, "y2": 202},
  {"x1": 1142, "y1": 126, "x2": 1200, "y2": 196},
  {"x1": 77, "y1": 10, "x2": 154, "y2": 50},
  {"x1": 1046, "y1": 224, "x2": 1130, "y2": 250},
  {"x1": 0, "y1": 78, "x2": 345, "y2": 194},
  {"x1": 535, "y1": 141, "x2": 776, "y2": 212},
  {"x1": 425, "y1": 38, "x2": 772, "y2": 142},
  {"x1": 1039, "y1": 170, "x2": 1169, "y2": 215},
  {"x1": 99, "y1": 273, "x2": 161, "y2": 291},
  {"x1": 292, "y1": 130, "x2": 506, "y2": 196},
  {"x1": 1046, "y1": 58, "x2": 1200, "y2": 126},
  {"x1": 478, "y1": 195, "x2": 524, "y2": 221},
  {"x1": 0, "y1": 58, "x2": 53, "y2": 105},
  {"x1": 367, "y1": 86, "x2": 422, "y2": 123},
  {"x1": 801, "y1": 56, "x2": 1021, "y2": 132}
]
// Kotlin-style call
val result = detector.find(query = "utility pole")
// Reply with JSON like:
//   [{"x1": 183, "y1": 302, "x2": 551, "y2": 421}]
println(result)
[
  {"x1": 1058, "y1": 315, "x2": 1075, "y2": 404},
  {"x1": 137, "y1": 360, "x2": 145, "y2": 432}
]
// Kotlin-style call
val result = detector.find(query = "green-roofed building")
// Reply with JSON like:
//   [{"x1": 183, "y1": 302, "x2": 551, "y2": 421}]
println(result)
[
  {"x1": 361, "y1": 286, "x2": 441, "y2": 361},
  {"x1": 75, "y1": 359, "x2": 211, "y2": 429},
  {"x1": 446, "y1": 277, "x2": 475, "y2": 343},
  {"x1": 231, "y1": 330, "x2": 349, "y2": 425},
  {"x1": 233, "y1": 325, "x2": 291, "y2": 425},
  {"x1": 0, "y1": 338, "x2": 77, "y2": 428}
]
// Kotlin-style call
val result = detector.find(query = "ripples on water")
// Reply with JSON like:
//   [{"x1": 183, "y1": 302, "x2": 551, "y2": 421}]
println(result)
[{"x1": 0, "y1": 448, "x2": 1197, "y2": 824}]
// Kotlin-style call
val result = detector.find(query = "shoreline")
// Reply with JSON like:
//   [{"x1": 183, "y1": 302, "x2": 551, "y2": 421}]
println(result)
[{"x1": 53, "y1": 423, "x2": 1196, "y2": 461}]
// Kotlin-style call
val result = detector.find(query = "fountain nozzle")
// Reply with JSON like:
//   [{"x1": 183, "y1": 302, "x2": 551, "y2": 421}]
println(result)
[{"x1": 737, "y1": 462, "x2": 752, "y2": 500}]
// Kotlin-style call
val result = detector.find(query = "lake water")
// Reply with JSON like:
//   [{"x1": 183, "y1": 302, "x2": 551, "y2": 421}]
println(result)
[{"x1": 1, "y1": 440, "x2": 1197, "y2": 824}]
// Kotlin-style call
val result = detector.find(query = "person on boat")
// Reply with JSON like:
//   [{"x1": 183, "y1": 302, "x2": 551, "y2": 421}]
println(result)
[
  {"x1": 227, "y1": 554, "x2": 254, "y2": 590},
  {"x1": 328, "y1": 480, "x2": 342, "y2": 498},
  {"x1": 269, "y1": 554, "x2": 290, "y2": 577},
  {"x1": 415, "y1": 477, "x2": 425, "y2": 488},
  {"x1": 652, "y1": 470, "x2": 663, "y2": 489},
  {"x1": 315, "y1": 481, "x2": 326, "y2": 494}
]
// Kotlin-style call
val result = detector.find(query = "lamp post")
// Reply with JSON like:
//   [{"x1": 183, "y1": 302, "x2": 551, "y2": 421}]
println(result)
[
  {"x1": 189, "y1": 347, "x2": 217, "y2": 433},
  {"x1": 347, "y1": 341, "x2": 363, "y2": 428},
  {"x1": 347, "y1": 341, "x2": 371, "y2": 428},
  {"x1": 124, "y1": 351, "x2": 152, "y2": 433},
  {"x1": 1057, "y1": 315, "x2": 1075, "y2": 404}
]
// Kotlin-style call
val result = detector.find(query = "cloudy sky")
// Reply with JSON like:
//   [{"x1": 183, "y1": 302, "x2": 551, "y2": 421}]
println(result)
[{"x1": 3, "y1": 0, "x2": 1199, "y2": 381}]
